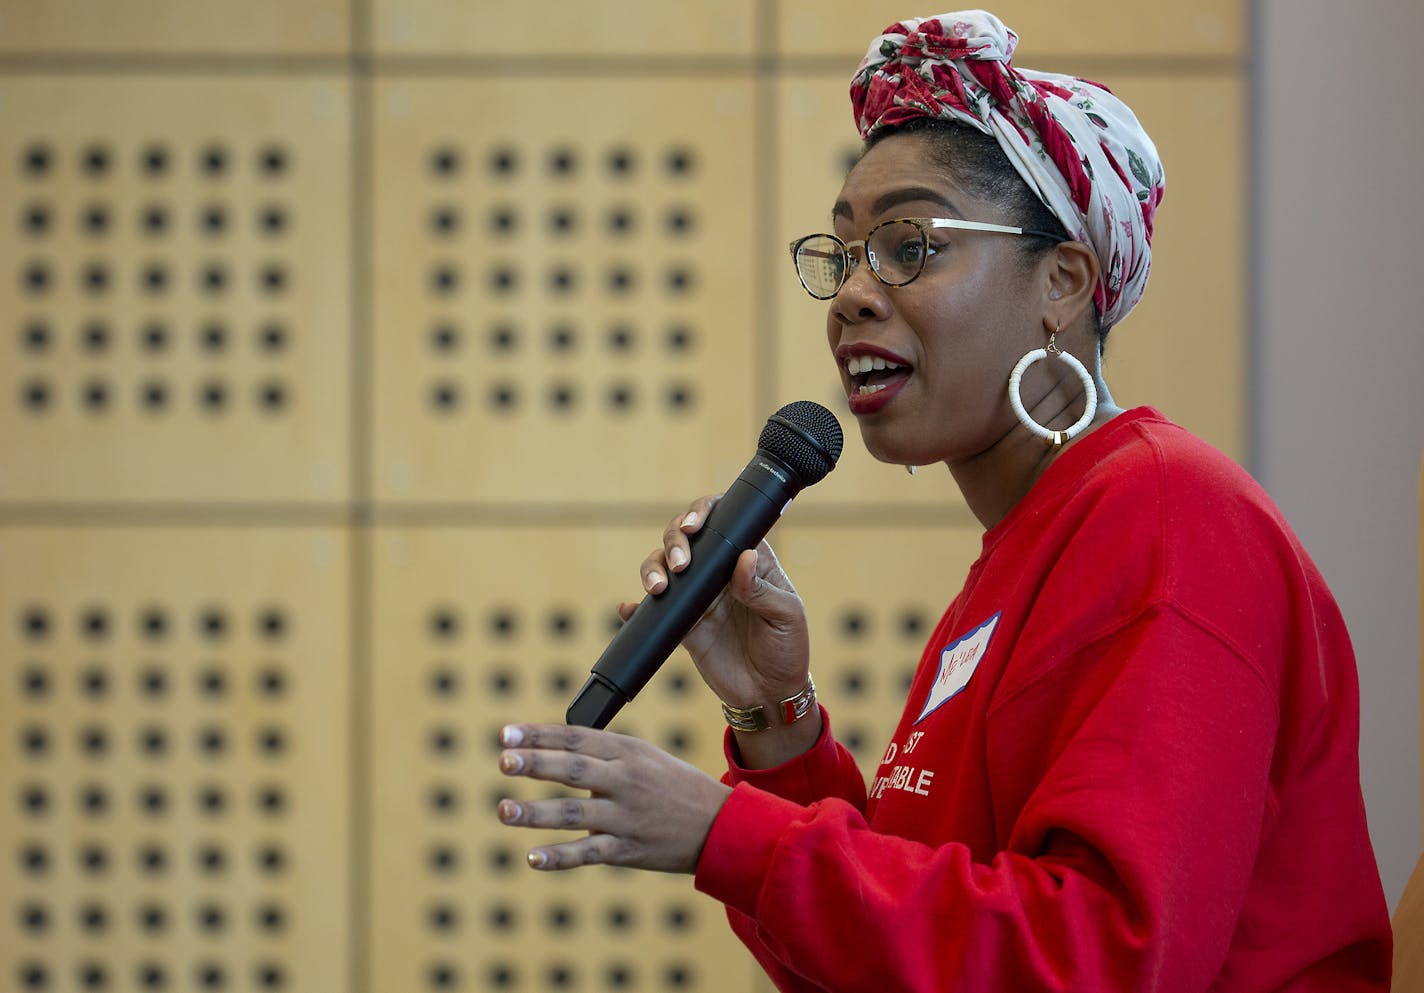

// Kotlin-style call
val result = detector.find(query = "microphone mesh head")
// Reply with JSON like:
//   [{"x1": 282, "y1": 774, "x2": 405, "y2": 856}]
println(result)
[{"x1": 760, "y1": 401, "x2": 844, "y2": 486}]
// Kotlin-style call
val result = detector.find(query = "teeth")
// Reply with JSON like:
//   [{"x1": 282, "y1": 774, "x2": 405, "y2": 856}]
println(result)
[
  {"x1": 856, "y1": 384, "x2": 886, "y2": 395},
  {"x1": 844, "y1": 355, "x2": 906, "y2": 376}
]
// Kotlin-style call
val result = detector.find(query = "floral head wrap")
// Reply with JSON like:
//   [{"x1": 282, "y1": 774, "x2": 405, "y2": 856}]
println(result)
[{"x1": 850, "y1": 10, "x2": 1165, "y2": 329}]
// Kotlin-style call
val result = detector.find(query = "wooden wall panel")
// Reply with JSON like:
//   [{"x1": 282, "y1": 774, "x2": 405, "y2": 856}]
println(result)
[
  {"x1": 0, "y1": 526, "x2": 350, "y2": 993},
  {"x1": 0, "y1": 76, "x2": 352, "y2": 504}
]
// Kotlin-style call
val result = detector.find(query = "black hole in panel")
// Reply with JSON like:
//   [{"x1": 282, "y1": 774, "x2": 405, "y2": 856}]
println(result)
[
  {"x1": 79, "y1": 783, "x2": 109, "y2": 817},
  {"x1": 200, "y1": 321, "x2": 228, "y2": 352},
  {"x1": 488, "y1": 145, "x2": 519, "y2": 176},
  {"x1": 22, "y1": 262, "x2": 51, "y2": 295},
  {"x1": 548, "y1": 669, "x2": 573, "y2": 695},
  {"x1": 665, "y1": 383, "x2": 695, "y2": 413},
  {"x1": 82, "y1": 202, "x2": 110, "y2": 236},
  {"x1": 23, "y1": 143, "x2": 53, "y2": 176},
  {"x1": 665, "y1": 964, "x2": 694, "y2": 989},
  {"x1": 548, "y1": 146, "x2": 578, "y2": 177},
  {"x1": 428, "y1": 843, "x2": 461, "y2": 875},
  {"x1": 607, "y1": 146, "x2": 637, "y2": 176},
  {"x1": 194, "y1": 962, "x2": 225, "y2": 989},
  {"x1": 80, "y1": 606, "x2": 110, "y2": 639},
  {"x1": 138, "y1": 783, "x2": 168, "y2": 816},
  {"x1": 488, "y1": 265, "x2": 518, "y2": 294},
  {"x1": 546, "y1": 903, "x2": 576, "y2": 931},
  {"x1": 605, "y1": 904, "x2": 634, "y2": 931},
  {"x1": 83, "y1": 143, "x2": 112, "y2": 176},
  {"x1": 548, "y1": 205, "x2": 577, "y2": 235},
  {"x1": 841, "y1": 669, "x2": 867, "y2": 696},
  {"x1": 840, "y1": 609, "x2": 868, "y2": 639},
  {"x1": 902, "y1": 668, "x2": 915, "y2": 693},
  {"x1": 431, "y1": 205, "x2": 461, "y2": 237},
  {"x1": 137, "y1": 962, "x2": 168, "y2": 990},
  {"x1": 257, "y1": 204, "x2": 287, "y2": 236},
  {"x1": 548, "y1": 964, "x2": 575, "y2": 988},
  {"x1": 256, "y1": 842, "x2": 287, "y2": 875},
  {"x1": 198, "y1": 664, "x2": 228, "y2": 696},
  {"x1": 142, "y1": 203, "x2": 170, "y2": 236},
  {"x1": 257, "y1": 606, "x2": 287, "y2": 640},
  {"x1": 488, "y1": 382, "x2": 519, "y2": 412},
  {"x1": 489, "y1": 668, "x2": 517, "y2": 697},
  {"x1": 665, "y1": 729, "x2": 691, "y2": 755},
  {"x1": 487, "y1": 903, "x2": 518, "y2": 930},
  {"x1": 427, "y1": 962, "x2": 460, "y2": 989},
  {"x1": 665, "y1": 670, "x2": 690, "y2": 695},
  {"x1": 665, "y1": 206, "x2": 695, "y2": 236},
  {"x1": 666, "y1": 146, "x2": 697, "y2": 177},
  {"x1": 254, "y1": 962, "x2": 285, "y2": 989},
  {"x1": 79, "y1": 725, "x2": 109, "y2": 757},
  {"x1": 19, "y1": 962, "x2": 48, "y2": 989},
  {"x1": 22, "y1": 319, "x2": 51, "y2": 352},
  {"x1": 199, "y1": 263, "x2": 228, "y2": 295},
  {"x1": 549, "y1": 380, "x2": 579, "y2": 412},
  {"x1": 19, "y1": 902, "x2": 49, "y2": 933},
  {"x1": 20, "y1": 606, "x2": 50, "y2": 640},
  {"x1": 257, "y1": 666, "x2": 287, "y2": 698},
  {"x1": 547, "y1": 324, "x2": 576, "y2": 352},
  {"x1": 488, "y1": 206, "x2": 517, "y2": 236},
  {"x1": 138, "y1": 666, "x2": 169, "y2": 698},
  {"x1": 666, "y1": 324, "x2": 696, "y2": 353},
  {"x1": 141, "y1": 144, "x2": 170, "y2": 176},
  {"x1": 255, "y1": 902, "x2": 286, "y2": 933},
  {"x1": 487, "y1": 608, "x2": 518, "y2": 640},
  {"x1": 199, "y1": 144, "x2": 229, "y2": 177},
  {"x1": 82, "y1": 320, "x2": 109, "y2": 351},
  {"x1": 78, "y1": 961, "x2": 109, "y2": 988},
  {"x1": 79, "y1": 844, "x2": 109, "y2": 874},
  {"x1": 488, "y1": 962, "x2": 517, "y2": 989},
  {"x1": 197, "y1": 844, "x2": 227, "y2": 875},
  {"x1": 428, "y1": 666, "x2": 460, "y2": 699},
  {"x1": 258, "y1": 263, "x2": 288, "y2": 295},
  {"x1": 607, "y1": 382, "x2": 635, "y2": 412},
  {"x1": 138, "y1": 902, "x2": 168, "y2": 933},
  {"x1": 138, "y1": 843, "x2": 168, "y2": 874},
  {"x1": 666, "y1": 266, "x2": 695, "y2": 294},
  {"x1": 81, "y1": 379, "x2": 111, "y2": 413},
  {"x1": 488, "y1": 323, "x2": 518, "y2": 353},
  {"x1": 606, "y1": 205, "x2": 636, "y2": 236},
  {"x1": 430, "y1": 263, "x2": 460, "y2": 295},
  {"x1": 900, "y1": 609, "x2": 927, "y2": 640},
  {"x1": 844, "y1": 728, "x2": 866, "y2": 754},
  {"x1": 23, "y1": 202, "x2": 51, "y2": 236},
  {"x1": 21, "y1": 666, "x2": 51, "y2": 698},
  {"x1": 606, "y1": 324, "x2": 634, "y2": 352},
  {"x1": 486, "y1": 845, "x2": 513, "y2": 874},
  {"x1": 195, "y1": 902, "x2": 227, "y2": 932},
  {"x1": 258, "y1": 144, "x2": 290, "y2": 177},
  {"x1": 429, "y1": 323, "x2": 460, "y2": 354},
  {"x1": 20, "y1": 842, "x2": 50, "y2": 874},
  {"x1": 664, "y1": 903, "x2": 694, "y2": 931},
  {"x1": 428, "y1": 784, "x2": 458, "y2": 816},
  {"x1": 428, "y1": 726, "x2": 459, "y2": 757},
  {"x1": 197, "y1": 720, "x2": 227, "y2": 752},
  {"x1": 429, "y1": 607, "x2": 461, "y2": 641},
  {"x1": 77, "y1": 902, "x2": 109, "y2": 933},
  {"x1": 21, "y1": 379, "x2": 50, "y2": 412},
  {"x1": 430, "y1": 145, "x2": 461, "y2": 177},
  {"x1": 82, "y1": 262, "x2": 111, "y2": 295},
  {"x1": 257, "y1": 379, "x2": 289, "y2": 413},
  {"x1": 142, "y1": 321, "x2": 171, "y2": 352},
  {"x1": 257, "y1": 725, "x2": 287, "y2": 757},
  {"x1": 606, "y1": 962, "x2": 635, "y2": 989},
  {"x1": 256, "y1": 784, "x2": 287, "y2": 816},
  {"x1": 197, "y1": 783, "x2": 227, "y2": 815},
  {"x1": 259, "y1": 321, "x2": 288, "y2": 353},
  {"x1": 21, "y1": 725, "x2": 49, "y2": 757},
  {"x1": 198, "y1": 606, "x2": 229, "y2": 640},
  {"x1": 80, "y1": 666, "x2": 110, "y2": 698},
  {"x1": 548, "y1": 266, "x2": 576, "y2": 294},
  {"x1": 200, "y1": 203, "x2": 228, "y2": 235},
  {"x1": 140, "y1": 262, "x2": 170, "y2": 294}
]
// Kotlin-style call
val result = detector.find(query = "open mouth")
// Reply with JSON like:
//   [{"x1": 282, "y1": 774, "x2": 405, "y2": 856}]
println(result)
[{"x1": 844, "y1": 353, "x2": 912, "y2": 396}]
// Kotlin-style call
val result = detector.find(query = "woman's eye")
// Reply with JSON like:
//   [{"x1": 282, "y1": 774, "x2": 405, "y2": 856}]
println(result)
[{"x1": 891, "y1": 240, "x2": 925, "y2": 265}]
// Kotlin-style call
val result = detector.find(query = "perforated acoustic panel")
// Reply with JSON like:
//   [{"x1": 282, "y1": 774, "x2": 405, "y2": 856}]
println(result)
[
  {"x1": 0, "y1": 526, "x2": 350, "y2": 992},
  {"x1": 0, "y1": 76, "x2": 351, "y2": 504},
  {"x1": 372, "y1": 78, "x2": 758, "y2": 504},
  {"x1": 370, "y1": 525, "x2": 759, "y2": 993}
]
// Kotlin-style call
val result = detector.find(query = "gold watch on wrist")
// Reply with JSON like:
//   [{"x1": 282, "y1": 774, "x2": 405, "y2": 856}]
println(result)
[{"x1": 720, "y1": 674, "x2": 816, "y2": 733}]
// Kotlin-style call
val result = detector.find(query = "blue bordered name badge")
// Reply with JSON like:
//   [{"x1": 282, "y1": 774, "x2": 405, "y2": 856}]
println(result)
[{"x1": 915, "y1": 612, "x2": 1000, "y2": 723}]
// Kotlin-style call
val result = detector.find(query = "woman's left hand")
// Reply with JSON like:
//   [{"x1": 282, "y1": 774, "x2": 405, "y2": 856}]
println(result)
[{"x1": 496, "y1": 723, "x2": 732, "y2": 874}]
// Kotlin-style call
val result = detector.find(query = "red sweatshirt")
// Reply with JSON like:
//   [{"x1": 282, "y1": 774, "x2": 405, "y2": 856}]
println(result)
[{"x1": 694, "y1": 408, "x2": 1391, "y2": 992}]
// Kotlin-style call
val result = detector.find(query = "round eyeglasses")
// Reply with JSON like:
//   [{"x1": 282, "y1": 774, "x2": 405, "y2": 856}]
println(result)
[{"x1": 788, "y1": 216, "x2": 1066, "y2": 300}]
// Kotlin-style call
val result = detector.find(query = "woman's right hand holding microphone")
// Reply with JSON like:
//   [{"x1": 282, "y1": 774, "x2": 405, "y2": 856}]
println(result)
[{"x1": 619, "y1": 494, "x2": 823, "y2": 768}]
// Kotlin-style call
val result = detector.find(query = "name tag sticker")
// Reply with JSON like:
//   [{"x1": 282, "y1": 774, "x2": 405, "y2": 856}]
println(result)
[{"x1": 915, "y1": 612, "x2": 1000, "y2": 724}]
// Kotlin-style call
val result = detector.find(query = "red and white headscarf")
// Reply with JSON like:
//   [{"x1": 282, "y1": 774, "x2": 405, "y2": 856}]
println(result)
[{"x1": 850, "y1": 10, "x2": 1165, "y2": 329}]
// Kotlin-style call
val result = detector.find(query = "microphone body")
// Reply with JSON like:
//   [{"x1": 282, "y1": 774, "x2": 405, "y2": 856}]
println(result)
[{"x1": 566, "y1": 402, "x2": 843, "y2": 729}]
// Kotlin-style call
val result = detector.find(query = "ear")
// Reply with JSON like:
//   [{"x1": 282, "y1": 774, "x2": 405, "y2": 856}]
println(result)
[{"x1": 1041, "y1": 240, "x2": 1099, "y2": 331}]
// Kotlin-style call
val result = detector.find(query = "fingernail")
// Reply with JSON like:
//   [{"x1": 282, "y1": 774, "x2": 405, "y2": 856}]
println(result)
[
  {"x1": 668, "y1": 546, "x2": 687, "y2": 570},
  {"x1": 497, "y1": 799, "x2": 522, "y2": 823},
  {"x1": 647, "y1": 571, "x2": 665, "y2": 591},
  {"x1": 682, "y1": 512, "x2": 699, "y2": 528},
  {"x1": 499, "y1": 751, "x2": 523, "y2": 774},
  {"x1": 500, "y1": 725, "x2": 523, "y2": 747},
  {"x1": 527, "y1": 850, "x2": 547, "y2": 869}
]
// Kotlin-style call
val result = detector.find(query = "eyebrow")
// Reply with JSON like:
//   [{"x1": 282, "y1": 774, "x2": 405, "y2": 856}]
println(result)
[{"x1": 831, "y1": 186, "x2": 964, "y2": 222}]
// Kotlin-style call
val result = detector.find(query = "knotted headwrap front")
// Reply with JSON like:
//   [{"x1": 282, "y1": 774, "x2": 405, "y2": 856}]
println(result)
[{"x1": 850, "y1": 10, "x2": 1165, "y2": 329}]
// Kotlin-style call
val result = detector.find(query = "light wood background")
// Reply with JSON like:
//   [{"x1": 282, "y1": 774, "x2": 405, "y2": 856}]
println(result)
[{"x1": 0, "y1": 2, "x2": 1243, "y2": 990}]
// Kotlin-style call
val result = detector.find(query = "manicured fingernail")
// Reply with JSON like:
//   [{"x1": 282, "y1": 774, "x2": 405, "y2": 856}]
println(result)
[
  {"x1": 668, "y1": 546, "x2": 687, "y2": 570},
  {"x1": 497, "y1": 799, "x2": 522, "y2": 823},
  {"x1": 499, "y1": 751, "x2": 523, "y2": 774},
  {"x1": 500, "y1": 725, "x2": 523, "y2": 747},
  {"x1": 647, "y1": 571, "x2": 665, "y2": 591},
  {"x1": 527, "y1": 850, "x2": 547, "y2": 869},
  {"x1": 682, "y1": 512, "x2": 699, "y2": 528}
]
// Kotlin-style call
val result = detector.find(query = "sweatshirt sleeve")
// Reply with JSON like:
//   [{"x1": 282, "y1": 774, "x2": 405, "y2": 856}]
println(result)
[{"x1": 694, "y1": 605, "x2": 1278, "y2": 993}]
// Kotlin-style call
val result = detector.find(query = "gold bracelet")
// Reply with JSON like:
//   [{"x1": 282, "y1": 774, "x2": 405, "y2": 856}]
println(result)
[{"x1": 721, "y1": 675, "x2": 816, "y2": 733}]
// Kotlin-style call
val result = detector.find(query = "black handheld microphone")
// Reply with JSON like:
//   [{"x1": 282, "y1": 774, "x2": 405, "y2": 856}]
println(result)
[{"x1": 566, "y1": 401, "x2": 844, "y2": 729}]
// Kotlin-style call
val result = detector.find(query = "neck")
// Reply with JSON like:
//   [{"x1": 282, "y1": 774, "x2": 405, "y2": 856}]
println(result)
[{"x1": 948, "y1": 373, "x2": 1122, "y2": 530}]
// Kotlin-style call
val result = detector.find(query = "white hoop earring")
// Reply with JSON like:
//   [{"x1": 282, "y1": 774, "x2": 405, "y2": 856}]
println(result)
[{"x1": 1007, "y1": 332, "x2": 1098, "y2": 447}]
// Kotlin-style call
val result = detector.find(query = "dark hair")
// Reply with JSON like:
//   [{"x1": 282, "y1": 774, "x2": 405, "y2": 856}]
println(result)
[{"x1": 863, "y1": 118, "x2": 1108, "y2": 352}]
